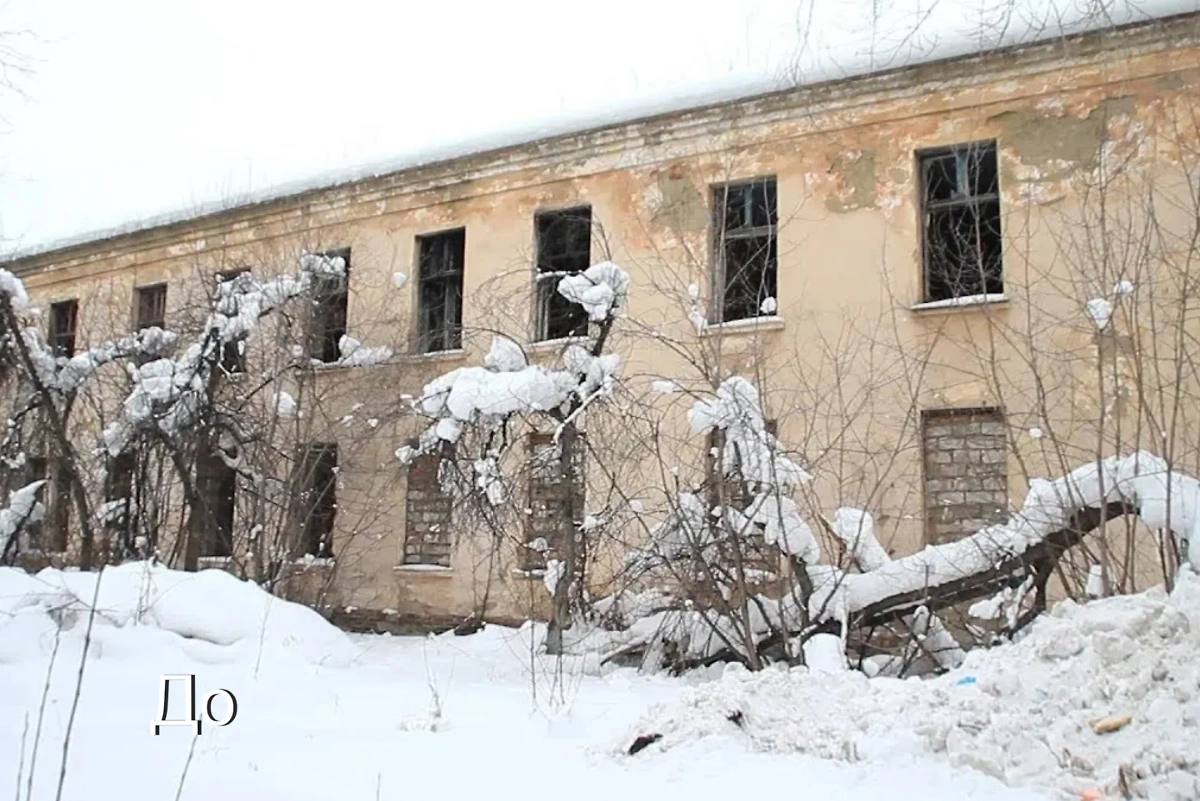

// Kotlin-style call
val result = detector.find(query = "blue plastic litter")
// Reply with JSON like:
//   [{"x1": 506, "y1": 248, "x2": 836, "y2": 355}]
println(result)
[{"x1": 954, "y1": 675, "x2": 977, "y2": 686}]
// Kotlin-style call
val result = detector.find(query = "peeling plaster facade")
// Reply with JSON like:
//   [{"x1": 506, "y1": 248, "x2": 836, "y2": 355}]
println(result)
[{"x1": 6, "y1": 15, "x2": 1200, "y2": 629}]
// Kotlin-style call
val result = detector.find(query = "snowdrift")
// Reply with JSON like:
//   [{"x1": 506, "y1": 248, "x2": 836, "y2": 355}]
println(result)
[
  {"x1": 624, "y1": 571, "x2": 1200, "y2": 801},
  {"x1": 0, "y1": 561, "x2": 356, "y2": 667}
]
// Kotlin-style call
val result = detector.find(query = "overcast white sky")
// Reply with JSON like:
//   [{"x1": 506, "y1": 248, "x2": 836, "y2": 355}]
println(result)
[{"x1": 0, "y1": 0, "x2": 1193, "y2": 255}]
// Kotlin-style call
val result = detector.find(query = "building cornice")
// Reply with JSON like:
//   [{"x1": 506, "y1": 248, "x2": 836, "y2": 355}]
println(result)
[{"x1": 6, "y1": 11, "x2": 1200, "y2": 277}]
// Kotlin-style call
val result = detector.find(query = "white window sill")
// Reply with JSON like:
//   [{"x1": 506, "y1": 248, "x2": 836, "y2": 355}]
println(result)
[
  {"x1": 393, "y1": 564, "x2": 453, "y2": 575},
  {"x1": 528, "y1": 335, "x2": 589, "y2": 353},
  {"x1": 289, "y1": 557, "x2": 336, "y2": 568},
  {"x1": 406, "y1": 348, "x2": 466, "y2": 363},
  {"x1": 197, "y1": 556, "x2": 233, "y2": 568},
  {"x1": 511, "y1": 567, "x2": 547, "y2": 578},
  {"x1": 700, "y1": 315, "x2": 785, "y2": 336},
  {"x1": 911, "y1": 293, "x2": 1008, "y2": 312}
]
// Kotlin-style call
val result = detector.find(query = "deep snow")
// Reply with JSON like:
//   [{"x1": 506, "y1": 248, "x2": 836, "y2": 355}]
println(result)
[{"x1": 0, "y1": 562, "x2": 1051, "y2": 801}]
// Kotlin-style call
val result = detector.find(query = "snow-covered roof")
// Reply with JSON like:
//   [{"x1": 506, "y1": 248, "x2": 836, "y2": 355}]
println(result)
[{"x1": 2, "y1": 1, "x2": 1197, "y2": 264}]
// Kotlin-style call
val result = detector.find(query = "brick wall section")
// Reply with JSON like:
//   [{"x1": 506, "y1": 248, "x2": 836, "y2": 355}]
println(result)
[
  {"x1": 524, "y1": 432, "x2": 586, "y2": 570},
  {"x1": 404, "y1": 454, "x2": 453, "y2": 566},
  {"x1": 922, "y1": 408, "x2": 1008, "y2": 544}
]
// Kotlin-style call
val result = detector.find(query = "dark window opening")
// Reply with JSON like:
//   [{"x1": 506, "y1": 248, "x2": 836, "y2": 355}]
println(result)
[
  {"x1": 197, "y1": 449, "x2": 237, "y2": 558},
  {"x1": 45, "y1": 457, "x2": 71, "y2": 552},
  {"x1": 134, "y1": 284, "x2": 168, "y2": 366},
  {"x1": 49, "y1": 300, "x2": 78, "y2": 358},
  {"x1": 919, "y1": 142, "x2": 1003, "y2": 302},
  {"x1": 416, "y1": 229, "x2": 465, "y2": 354},
  {"x1": 404, "y1": 452, "x2": 453, "y2": 567},
  {"x1": 535, "y1": 207, "x2": 591, "y2": 341},
  {"x1": 713, "y1": 178, "x2": 777, "y2": 323},
  {"x1": 295, "y1": 443, "x2": 337, "y2": 558},
  {"x1": 105, "y1": 451, "x2": 137, "y2": 550},
  {"x1": 310, "y1": 249, "x2": 350, "y2": 364},
  {"x1": 23, "y1": 455, "x2": 47, "y2": 548},
  {"x1": 524, "y1": 431, "x2": 586, "y2": 570},
  {"x1": 216, "y1": 269, "x2": 250, "y2": 374},
  {"x1": 135, "y1": 284, "x2": 167, "y2": 330}
]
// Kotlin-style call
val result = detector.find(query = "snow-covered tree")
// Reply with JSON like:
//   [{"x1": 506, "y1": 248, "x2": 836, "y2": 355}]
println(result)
[{"x1": 402, "y1": 260, "x2": 630, "y2": 653}]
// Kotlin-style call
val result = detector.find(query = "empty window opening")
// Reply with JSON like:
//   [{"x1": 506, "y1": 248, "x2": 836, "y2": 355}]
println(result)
[
  {"x1": 105, "y1": 451, "x2": 138, "y2": 550},
  {"x1": 416, "y1": 229, "x2": 465, "y2": 354},
  {"x1": 49, "y1": 300, "x2": 78, "y2": 358},
  {"x1": 919, "y1": 142, "x2": 1003, "y2": 302},
  {"x1": 310, "y1": 249, "x2": 350, "y2": 364},
  {"x1": 197, "y1": 449, "x2": 237, "y2": 558},
  {"x1": 295, "y1": 443, "x2": 337, "y2": 558},
  {"x1": 216, "y1": 269, "x2": 250, "y2": 374},
  {"x1": 135, "y1": 284, "x2": 167, "y2": 330},
  {"x1": 535, "y1": 207, "x2": 592, "y2": 341},
  {"x1": 712, "y1": 178, "x2": 778, "y2": 323}
]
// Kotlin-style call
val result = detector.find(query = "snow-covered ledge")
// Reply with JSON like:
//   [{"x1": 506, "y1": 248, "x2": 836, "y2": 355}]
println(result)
[
  {"x1": 910, "y1": 293, "x2": 1008, "y2": 312},
  {"x1": 700, "y1": 315, "x2": 785, "y2": 336},
  {"x1": 393, "y1": 564, "x2": 453, "y2": 577},
  {"x1": 528, "y1": 334, "x2": 589, "y2": 354},
  {"x1": 405, "y1": 348, "x2": 466, "y2": 364}
]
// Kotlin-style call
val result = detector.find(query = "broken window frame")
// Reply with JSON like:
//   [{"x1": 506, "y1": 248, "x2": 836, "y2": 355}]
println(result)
[
  {"x1": 534, "y1": 207, "x2": 592, "y2": 341},
  {"x1": 309, "y1": 248, "x2": 350, "y2": 364},
  {"x1": 415, "y1": 228, "x2": 465, "y2": 354},
  {"x1": 711, "y1": 177, "x2": 778, "y2": 324},
  {"x1": 48, "y1": 299, "x2": 79, "y2": 358},
  {"x1": 918, "y1": 141, "x2": 1003, "y2": 302},
  {"x1": 294, "y1": 442, "x2": 338, "y2": 558}
]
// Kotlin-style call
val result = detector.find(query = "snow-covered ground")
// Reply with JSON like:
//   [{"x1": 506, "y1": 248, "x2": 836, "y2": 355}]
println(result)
[{"x1": 2, "y1": 563, "x2": 1194, "y2": 801}]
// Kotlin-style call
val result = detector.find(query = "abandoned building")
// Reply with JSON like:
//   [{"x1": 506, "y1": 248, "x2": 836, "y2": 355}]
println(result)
[{"x1": 4, "y1": 13, "x2": 1200, "y2": 631}]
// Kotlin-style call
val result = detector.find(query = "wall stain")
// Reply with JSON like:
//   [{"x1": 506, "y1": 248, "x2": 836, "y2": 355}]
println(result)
[
  {"x1": 825, "y1": 149, "x2": 878, "y2": 213},
  {"x1": 990, "y1": 95, "x2": 1135, "y2": 177}
]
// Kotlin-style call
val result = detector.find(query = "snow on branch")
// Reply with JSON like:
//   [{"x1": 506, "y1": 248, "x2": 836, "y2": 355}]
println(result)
[
  {"x1": 810, "y1": 451, "x2": 1200, "y2": 622},
  {"x1": 103, "y1": 251, "x2": 355, "y2": 454},
  {"x1": 0, "y1": 480, "x2": 45, "y2": 555},
  {"x1": 689, "y1": 377, "x2": 810, "y2": 491},
  {"x1": 401, "y1": 263, "x2": 629, "y2": 465},
  {"x1": 556, "y1": 261, "x2": 630, "y2": 322}
]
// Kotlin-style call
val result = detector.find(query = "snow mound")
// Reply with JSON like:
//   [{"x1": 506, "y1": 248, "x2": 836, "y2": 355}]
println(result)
[
  {"x1": 623, "y1": 572, "x2": 1200, "y2": 801},
  {"x1": 0, "y1": 562, "x2": 356, "y2": 667}
]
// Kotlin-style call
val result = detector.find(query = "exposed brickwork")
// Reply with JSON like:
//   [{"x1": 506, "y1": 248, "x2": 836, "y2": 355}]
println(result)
[
  {"x1": 922, "y1": 408, "x2": 1008, "y2": 544},
  {"x1": 524, "y1": 432, "x2": 585, "y2": 570},
  {"x1": 404, "y1": 454, "x2": 453, "y2": 567}
]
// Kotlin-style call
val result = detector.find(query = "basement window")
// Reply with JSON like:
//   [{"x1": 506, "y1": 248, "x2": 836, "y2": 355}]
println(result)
[
  {"x1": 535, "y1": 207, "x2": 591, "y2": 341},
  {"x1": 712, "y1": 178, "x2": 778, "y2": 323},
  {"x1": 919, "y1": 142, "x2": 1003, "y2": 302},
  {"x1": 48, "y1": 300, "x2": 78, "y2": 358},
  {"x1": 310, "y1": 248, "x2": 350, "y2": 364},
  {"x1": 416, "y1": 228, "x2": 465, "y2": 354}
]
